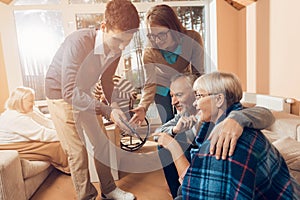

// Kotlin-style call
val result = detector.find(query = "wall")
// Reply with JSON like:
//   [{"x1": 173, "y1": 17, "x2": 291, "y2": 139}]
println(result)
[
  {"x1": 247, "y1": 0, "x2": 300, "y2": 114},
  {"x1": 0, "y1": 2, "x2": 23, "y2": 95},
  {"x1": 0, "y1": 33, "x2": 9, "y2": 112},
  {"x1": 216, "y1": 0, "x2": 247, "y2": 90},
  {"x1": 216, "y1": 1, "x2": 239, "y2": 76},
  {"x1": 217, "y1": 0, "x2": 300, "y2": 114},
  {"x1": 268, "y1": 0, "x2": 300, "y2": 99},
  {"x1": 247, "y1": 0, "x2": 300, "y2": 99}
]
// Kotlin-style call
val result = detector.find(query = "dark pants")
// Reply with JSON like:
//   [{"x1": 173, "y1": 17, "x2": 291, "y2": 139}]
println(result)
[
  {"x1": 158, "y1": 133, "x2": 192, "y2": 198},
  {"x1": 154, "y1": 93, "x2": 175, "y2": 123},
  {"x1": 159, "y1": 146, "x2": 180, "y2": 198},
  {"x1": 174, "y1": 185, "x2": 183, "y2": 200}
]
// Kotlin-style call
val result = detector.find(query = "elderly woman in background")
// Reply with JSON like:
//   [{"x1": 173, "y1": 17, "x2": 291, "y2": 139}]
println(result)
[
  {"x1": 155, "y1": 72, "x2": 297, "y2": 199},
  {"x1": 0, "y1": 87, "x2": 69, "y2": 173}
]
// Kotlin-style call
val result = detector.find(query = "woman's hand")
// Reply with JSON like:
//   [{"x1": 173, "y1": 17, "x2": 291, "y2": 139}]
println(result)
[
  {"x1": 153, "y1": 132, "x2": 181, "y2": 151},
  {"x1": 208, "y1": 118, "x2": 243, "y2": 160},
  {"x1": 129, "y1": 106, "x2": 146, "y2": 125},
  {"x1": 153, "y1": 132, "x2": 189, "y2": 178},
  {"x1": 155, "y1": 132, "x2": 174, "y2": 149}
]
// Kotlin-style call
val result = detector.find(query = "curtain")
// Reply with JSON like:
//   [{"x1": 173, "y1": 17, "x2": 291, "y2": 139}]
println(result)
[{"x1": 14, "y1": 10, "x2": 64, "y2": 100}]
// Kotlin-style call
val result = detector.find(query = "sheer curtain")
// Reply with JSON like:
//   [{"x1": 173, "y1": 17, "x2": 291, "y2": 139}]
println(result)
[{"x1": 14, "y1": 10, "x2": 64, "y2": 100}]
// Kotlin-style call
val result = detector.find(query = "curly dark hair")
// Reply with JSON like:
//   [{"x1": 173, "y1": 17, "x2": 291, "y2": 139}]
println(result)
[{"x1": 105, "y1": 0, "x2": 140, "y2": 32}]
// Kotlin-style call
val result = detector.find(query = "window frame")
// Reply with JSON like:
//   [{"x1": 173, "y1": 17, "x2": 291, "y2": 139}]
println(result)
[{"x1": 9, "y1": 0, "x2": 217, "y2": 99}]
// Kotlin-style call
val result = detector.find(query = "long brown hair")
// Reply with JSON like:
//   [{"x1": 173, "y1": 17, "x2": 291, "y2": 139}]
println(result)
[{"x1": 146, "y1": 4, "x2": 186, "y2": 44}]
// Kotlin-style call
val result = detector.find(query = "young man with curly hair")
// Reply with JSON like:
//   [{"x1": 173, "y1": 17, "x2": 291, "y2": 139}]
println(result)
[{"x1": 45, "y1": 0, "x2": 140, "y2": 199}]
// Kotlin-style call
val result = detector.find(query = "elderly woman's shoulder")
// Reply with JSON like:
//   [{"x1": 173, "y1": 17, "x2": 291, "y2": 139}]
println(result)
[
  {"x1": 0, "y1": 109, "x2": 29, "y2": 124},
  {"x1": 240, "y1": 127, "x2": 271, "y2": 150}
]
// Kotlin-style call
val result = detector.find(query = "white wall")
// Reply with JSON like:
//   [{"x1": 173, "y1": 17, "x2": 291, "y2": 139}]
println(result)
[
  {"x1": 268, "y1": 0, "x2": 300, "y2": 99},
  {"x1": 0, "y1": 3, "x2": 23, "y2": 93},
  {"x1": 246, "y1": 0, "x2": 300, "y2": 100}
]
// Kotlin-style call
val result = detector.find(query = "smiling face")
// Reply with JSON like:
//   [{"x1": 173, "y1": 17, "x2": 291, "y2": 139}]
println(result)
[
  {"x1": 192, "y1": 72, "x2": 243, "y2": 123},
  {"x1": 147, "y1": 25, "x2": 176, "y2": 50},
  {"x1": 193, "y1": 90, "x2": 219, "y2": 123},
  {"x1": 170, "y1": 77, "x2": 196, "y2": 115}
]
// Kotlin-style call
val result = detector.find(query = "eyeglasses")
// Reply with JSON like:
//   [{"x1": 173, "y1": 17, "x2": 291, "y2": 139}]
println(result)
[
  {"x1": 147, "y1": 30, "x2": 170, "y2": 42},
  {"x1": 195, "y1": 93, "x2": 217, "y2": 100},
  {"x1": 119, "y1": 117, "x2": 150, "y2": 152}
]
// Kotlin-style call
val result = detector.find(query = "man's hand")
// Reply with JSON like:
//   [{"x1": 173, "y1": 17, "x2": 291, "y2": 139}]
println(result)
[
  {"x1": 129, "y1": 106, "x2": 146, "y2": 125},
  {"x1": 208, "y1": 118, "x2": 243, "y2": 160},
  {"x1": 172, "y1": 115, "x2": 198, "y2": 135},
  {"x1": 110, "y1": 108, "x2": 130, "y2": 132}
]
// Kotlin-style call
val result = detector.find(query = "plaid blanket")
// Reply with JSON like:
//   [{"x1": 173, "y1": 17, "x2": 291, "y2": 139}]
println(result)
[{"x1": 182, "y1": 103, "x2": 296, "y2": 199}]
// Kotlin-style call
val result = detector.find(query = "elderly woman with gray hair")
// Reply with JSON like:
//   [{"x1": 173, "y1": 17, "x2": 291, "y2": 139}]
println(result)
[
  {"x1": 0, "y1": 87, "x2": 69, "y2": 174},
  {"x1": 155, "y1": 72, "x2": 298, "y2": 199}
]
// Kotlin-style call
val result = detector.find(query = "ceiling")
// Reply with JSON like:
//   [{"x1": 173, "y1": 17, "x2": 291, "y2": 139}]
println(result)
[
  {"x1": 0, "y1": 0, "x2": 257, "y2": 10},
  {"x1": 0, "y1": 0, "x2": 12, "y2": 4},
  {"x1": 225, "y1": 0, "x2": 257, "y2": 10}
]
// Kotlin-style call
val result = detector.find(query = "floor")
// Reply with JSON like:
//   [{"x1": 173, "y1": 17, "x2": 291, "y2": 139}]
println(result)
[
  {"x1": 31, "y1": 139, "x2": 173, "y2": 200},
  {"x1": 31, "y1": 169, "x2": 172, "y2": 200}
]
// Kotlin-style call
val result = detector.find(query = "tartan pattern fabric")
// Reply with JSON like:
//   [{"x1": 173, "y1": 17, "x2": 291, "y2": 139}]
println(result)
[{"x1": 182, "y1": 103, "x2": 295, "y2": 200}]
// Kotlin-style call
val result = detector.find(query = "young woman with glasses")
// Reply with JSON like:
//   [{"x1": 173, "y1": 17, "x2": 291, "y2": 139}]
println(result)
[
  {"x1": 131, "y1": 4, "x2": 204, "y2": 125},
  {"x1": 129, "y1": 4, "x2": 204, "y2": 198}
]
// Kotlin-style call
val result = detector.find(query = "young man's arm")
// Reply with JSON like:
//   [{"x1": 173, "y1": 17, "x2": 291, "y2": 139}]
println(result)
[
  {"x1": 228, "y1": 106, "x2": 275, "y2": 129},
  {"x1": 209, "y1": 106, "x2": 275, "y2": 160}
]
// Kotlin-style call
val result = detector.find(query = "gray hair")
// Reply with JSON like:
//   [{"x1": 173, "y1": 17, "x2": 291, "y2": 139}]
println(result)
[
  {"x1": 193, "y1": 71, "x2": 243, "y2": 107},
  {"x1": 171, "y1": 73, "x2": 197, "y2": 89}
]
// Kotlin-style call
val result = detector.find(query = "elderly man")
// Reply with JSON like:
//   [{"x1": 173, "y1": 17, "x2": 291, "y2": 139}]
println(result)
[
  {"x1": 156, "y1": 74, "x2": 275, "y2": 198},
  {"x1": 156, "y1": 72, "x2": 297, "y2": 199}
]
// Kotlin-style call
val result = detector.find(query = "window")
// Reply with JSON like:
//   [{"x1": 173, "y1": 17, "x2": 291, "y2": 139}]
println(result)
[
  {"x1": 14, "y1": 0, "x2": 60, "y2": 5},
  {"x1": 11, "y1": 0, "x2": 215, "y2": 99},
  {"x1": 14, "y1": 10, "x2": 64, "y2": 100},
  {"x1": 74, "y1": 5, "x2": 207, "y2": 92}
]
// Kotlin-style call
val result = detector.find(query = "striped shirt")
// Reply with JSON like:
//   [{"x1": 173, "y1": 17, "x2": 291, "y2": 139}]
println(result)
[
  {"x1": 93, "y1": 75, "x2": 136, "y2": 113},
  {"x1": 182, "y1": 103, "x2": 296, "y2": 200}
]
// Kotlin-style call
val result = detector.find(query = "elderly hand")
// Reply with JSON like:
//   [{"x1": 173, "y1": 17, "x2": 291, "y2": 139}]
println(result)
[
  {"x1": 154, "y1": 132, "x2": 173, "y2": 148},
  {"x1": 153, "y1": 132, "x2": 182, "y2": 153},
  {"x1": 129, "y1": 106, "x2": 146, "y2": 125},
  {"x1": 173, "y1": 115, "x2": 198, "y2": 135},
  {"x1": 208, "y1": 118, "x2": 243, "y2": 160}
]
